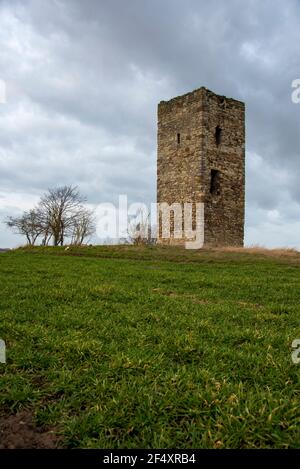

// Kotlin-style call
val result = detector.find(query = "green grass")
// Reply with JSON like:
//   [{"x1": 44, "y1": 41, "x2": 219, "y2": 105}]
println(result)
[{"x1": 0, "y1": 245, "x2": 300, "y2": 448}]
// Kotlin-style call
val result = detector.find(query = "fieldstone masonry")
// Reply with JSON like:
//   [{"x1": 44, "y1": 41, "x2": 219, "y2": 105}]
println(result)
[{"x1": 157, "y1": 87, "x2": 245, "y2": 247}]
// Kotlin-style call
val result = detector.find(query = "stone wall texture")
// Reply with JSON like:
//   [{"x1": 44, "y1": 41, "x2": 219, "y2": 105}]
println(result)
[{"x1": 157, "y1": 87, "x2": 245, "y2": 247}]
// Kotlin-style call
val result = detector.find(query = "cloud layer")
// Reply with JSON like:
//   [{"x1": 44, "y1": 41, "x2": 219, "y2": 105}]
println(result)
[{"x1": 0, "y1": 0, "x2": 299, "y2": 247}]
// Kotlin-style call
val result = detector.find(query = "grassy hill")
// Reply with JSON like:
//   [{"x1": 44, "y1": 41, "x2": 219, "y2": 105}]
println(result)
[{"x1": 0, "y1": 245, "x2": 299, "y2": 448}]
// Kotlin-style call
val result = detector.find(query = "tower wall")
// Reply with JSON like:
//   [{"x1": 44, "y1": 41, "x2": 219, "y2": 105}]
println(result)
[
  {"x1": 157, "y1": 87, "x2": 245, "y2": 247},
  {"x1": 202, "y1": 90, "x2": 245, "y2": 246}
]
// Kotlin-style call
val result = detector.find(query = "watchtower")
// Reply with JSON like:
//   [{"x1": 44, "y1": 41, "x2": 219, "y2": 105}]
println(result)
[{"x1": 157, "y1": 87, "x2": 245, "y2": 247}]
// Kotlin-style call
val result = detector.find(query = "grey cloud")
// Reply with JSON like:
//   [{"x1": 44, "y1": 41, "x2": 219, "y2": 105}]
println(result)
[{"x1": 0, "y1": 0, "x2": 300, "y2": 247}]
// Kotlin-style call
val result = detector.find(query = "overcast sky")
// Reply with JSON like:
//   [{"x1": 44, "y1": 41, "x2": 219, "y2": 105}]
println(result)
[{"x1": 0, "y1": 0, "x2": 300, "y2": 248}]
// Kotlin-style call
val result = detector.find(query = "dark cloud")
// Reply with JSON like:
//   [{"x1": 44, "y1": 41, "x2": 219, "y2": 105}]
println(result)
[{"x1": 0, "y1": 0, "x2": 299, "y2": 247}]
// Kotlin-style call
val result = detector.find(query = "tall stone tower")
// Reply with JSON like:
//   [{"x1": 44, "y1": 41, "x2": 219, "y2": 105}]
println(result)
[{"x1": 157, "y1": 87, "x2": 245, "y2": 247}]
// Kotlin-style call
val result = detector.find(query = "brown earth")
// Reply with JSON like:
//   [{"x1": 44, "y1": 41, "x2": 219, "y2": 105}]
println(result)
[{"x1": 0, "y1": 410, "x2": 61, "y2": 449}]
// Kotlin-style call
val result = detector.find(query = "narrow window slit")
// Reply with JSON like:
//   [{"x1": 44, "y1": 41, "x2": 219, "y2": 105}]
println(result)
[
  {"x1": 215, "y1": 126, "x2": 222, "y2": 145},
  {"x1": 210, "y1": 169, "x2": 221, "y2": 195}
]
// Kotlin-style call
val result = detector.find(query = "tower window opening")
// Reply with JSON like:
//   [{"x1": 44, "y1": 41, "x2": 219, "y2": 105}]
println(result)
[
  {"x1": 215, "y1": 126, "x2": 222, "y2": 145},
  {"x1": 210, "y1": 169, "x2": 221, "y2": 195},
  {"x1": 177, "y1": 133, "x2": 180, "y2": 144}
]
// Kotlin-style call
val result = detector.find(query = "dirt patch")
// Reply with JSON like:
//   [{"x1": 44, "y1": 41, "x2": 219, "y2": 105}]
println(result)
[
  {"x1": 0, "y1": 410, "x2": 61, "y2": 449},
  {"x1": 214, "y1": 246, "x2": 299, "y2": 258},
  {"x1": 238, "y1": 301, "x2": 263, "y2": 309},
  {"x1": 152, "y1": 288, "x2": 210, "y2": 304}
]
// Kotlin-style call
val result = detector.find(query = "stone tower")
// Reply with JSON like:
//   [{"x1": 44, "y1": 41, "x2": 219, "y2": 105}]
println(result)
[{"x1": 157, "y1": 87, "x2": 245, "y2": 247}]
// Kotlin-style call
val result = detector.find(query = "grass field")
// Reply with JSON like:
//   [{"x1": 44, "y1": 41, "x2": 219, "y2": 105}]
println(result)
[{"x1": 0, "y1": 245, "x2": 300, "y2": 448}]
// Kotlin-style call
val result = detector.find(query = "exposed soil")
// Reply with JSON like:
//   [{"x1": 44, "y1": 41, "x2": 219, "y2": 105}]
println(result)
[{"x1": 0, "y1": 410, "x2": 61, "y2": 449}]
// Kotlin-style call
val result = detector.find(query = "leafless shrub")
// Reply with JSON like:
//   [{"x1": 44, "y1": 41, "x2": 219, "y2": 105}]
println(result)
[
  {"x1": 5, "y1": 185, "x2": 95, "y2": 247},
  {"x1": 128, "y1": 208, "x2": 156, "y2": 246},
  {"x1": 6, "y1": 209, "x2": 44, "y2": 246}
]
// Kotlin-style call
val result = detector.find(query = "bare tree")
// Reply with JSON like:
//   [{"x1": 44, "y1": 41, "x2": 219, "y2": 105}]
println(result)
[
  {"x1": 5, "y1": 209, "x2": 43, "y2": 246},
  {"x1": 128, "y1": 208, "x2": 155, "y2": 245},
  {"x1": 34, "y1": 206, "x2": 52, "y2": 246},
  {"x1": 5, "y1": 185, "x2": 96, "y2": 247},
  {"x1": 70, "y1": 208, "x2": 95, "y2": 246},
  {"x1": 38, "y1": 185, "x2": 85, "y2": 246}
]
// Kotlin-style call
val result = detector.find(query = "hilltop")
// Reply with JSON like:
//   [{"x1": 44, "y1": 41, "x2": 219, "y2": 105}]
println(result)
[{"x1": 0, "y1": 245, "x2": 299, "y2": 448}]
